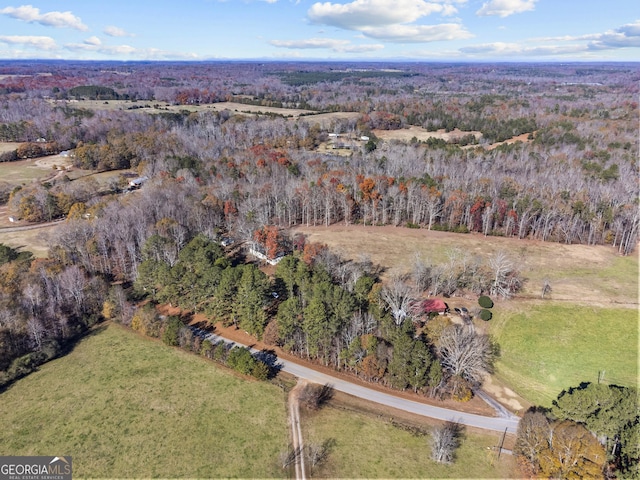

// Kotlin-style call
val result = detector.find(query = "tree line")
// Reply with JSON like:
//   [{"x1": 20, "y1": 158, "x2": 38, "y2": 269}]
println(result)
[
  {"x1": 4, "y1": 112, "x2": 637, "y2": 255},
  {"x1": 0, "y1": 244, "x2": 107, "y2": 388},
  {"x1": 126, "y1": 230, "x2": 498, "y2": 401},
  {"x1": 514, "y1": 382, "x2": 638, "y2": 479}
]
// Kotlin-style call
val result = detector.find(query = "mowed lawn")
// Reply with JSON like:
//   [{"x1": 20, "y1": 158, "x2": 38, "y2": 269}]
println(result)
[
  {"x1": 303, "y1": 407, "x2": 516, "y2": 479},
  {"x1": 490, "y1": 303, "x2": 639, "y2": 407},
  {"x1": 0, "y1": 324, "x2": 289, "y2": 478}
]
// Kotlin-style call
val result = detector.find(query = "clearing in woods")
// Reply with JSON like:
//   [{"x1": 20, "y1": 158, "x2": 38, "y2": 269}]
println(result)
[
  {"x1": 291, "y1": 224, "x2": 639, "y2": 305},
  {"x1": 291, "y1": 224, "x2": 639, "y2": 407}
]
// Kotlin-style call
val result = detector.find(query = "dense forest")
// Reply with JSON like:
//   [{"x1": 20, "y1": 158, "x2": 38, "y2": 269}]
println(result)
[
  {"x1": 0, "y1": 61, "x2": 638, "y2": 477},
  {"x1": 1, "y1": 62, "x2": 637, "y2": 254}
]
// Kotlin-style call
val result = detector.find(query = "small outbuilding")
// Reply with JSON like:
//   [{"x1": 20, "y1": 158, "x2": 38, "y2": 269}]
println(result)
[{"x1": 129, "y1": 176, "x2": 148, "y2": 188}]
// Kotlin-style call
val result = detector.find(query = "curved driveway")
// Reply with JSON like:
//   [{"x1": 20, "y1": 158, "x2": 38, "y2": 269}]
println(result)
[{"x1": 199, "y1": 329, "x2": 520, "y2": 434}]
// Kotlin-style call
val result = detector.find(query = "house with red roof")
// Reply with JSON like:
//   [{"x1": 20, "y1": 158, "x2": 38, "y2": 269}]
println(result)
[{"x1": 422, "y1": 299, "x2": 449, "y2": 315}]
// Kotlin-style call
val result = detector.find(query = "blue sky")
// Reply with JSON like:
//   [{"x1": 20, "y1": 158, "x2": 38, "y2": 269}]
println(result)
[{"x1": 0, "y1": 0, "x2": 638, "y2": 61}]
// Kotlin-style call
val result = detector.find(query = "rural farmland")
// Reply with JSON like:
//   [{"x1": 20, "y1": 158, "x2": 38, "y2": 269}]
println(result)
[{"x1": 0, "y1": 59, "x2": 638, "y2": 479}]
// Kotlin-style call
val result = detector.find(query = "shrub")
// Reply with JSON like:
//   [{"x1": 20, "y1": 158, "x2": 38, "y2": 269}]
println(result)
[
  {"x1": 453, "y1": 225, "x2": 470, "y2": 234},
  {"x1": 449, "y1": 375, "x2": 473, "y2": 402},
  {"x1": 299, "y1": 383, "x2": 335, "y2": 410},
  {"x1": 227, "y1": 347, "x2": 256, "y2": 375},
  {"x1": 478, "y1": 295, "x2": 494, "y2": 308},
  {"x1": 213, "y1": 343, "x2": 228, "y2": 363},
  {"x1": 200, "y1": 339, "x2": 214, "y2": 358},
  {"x1": 431, "y1": 223, "x2": 449, "y2": 232},
  {"x1": 479, "y1": 309, "x2": 493, "y2": 321},
  {"x1": 251, "y1": 361, "x2": 270, "y2": 380},
  {"x1": 162, "y1": 316, "x2": 182, "y2": 346}
]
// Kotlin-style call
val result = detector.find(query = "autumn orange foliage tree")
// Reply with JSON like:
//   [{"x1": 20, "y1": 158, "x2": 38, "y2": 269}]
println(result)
[
  {"x1": 302, "y1": 242, "x2": 327, "y2": 265},
  {"x1": 254, "y1": 226, "x2": 285, "y2": 260}
]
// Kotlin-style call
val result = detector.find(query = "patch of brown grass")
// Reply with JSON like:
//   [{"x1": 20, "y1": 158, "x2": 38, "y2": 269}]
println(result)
[
  {"x1": 373, "y1": 126, "x2": 481, "y2": 143},
  {"x1": 0, "y1": 141, "x2": 20, "y2": 153},
  {"x1": 0, "y1": 221, "x2": 55, "y2": 257},
  {"x1": 291, "y1": 224, "x2": 638, "y2": 306}
]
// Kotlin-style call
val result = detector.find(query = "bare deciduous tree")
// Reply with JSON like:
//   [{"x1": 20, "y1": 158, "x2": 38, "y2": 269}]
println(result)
[
  {"x1": 438, "y1": 324, "x2": 494, "y2": 387},
  {"x1": 431, "y1": 421, "x2": 463, "y2": 464},
  {"x1": 299, "y1": 383, "x2": 334, "y2": 410},
  {"x1": 27, "y1": 317, "x2": 45, "y2": 350},
  {"x1": 411, "y1": 252, "x2": 432, "y2": 291},
  {"x1": 488, "y1": 251, "x2": 522, "y2": 299},
  {"x1": 380, "y1": 272, "x2": 416, "y2": 325},
  {"x1": 514, "y1": 409, "x2": 551, "y2": 475},
  {"x1": 278, "y1": 446, "x2": 302, "y2": 469},
  {"x1": 306, "y1": 438, "x2": 335, "y2": 470}
]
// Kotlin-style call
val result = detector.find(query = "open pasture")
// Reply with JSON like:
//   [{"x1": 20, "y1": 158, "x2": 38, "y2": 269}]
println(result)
[
  {"x1": 51, "y1": 98, "x2": 317, "y2": 117},
  {"x1": 0, "y1": 157, "x2": 58, "y2": 184},
  {"x1": 302, "y1": 405, "x2": 516, "y2": 478},
  {"x1": 0, "y1": 215, "x2": 54, "y2": 257},
  {"x1": 0, "y1": 141, "x2": 21, "y2": 153},
  {"x1": 0, "y1": 324, "x2": 289, "y2": 478},
  {"x1": 490, "y1": 303, "x2": 638, "y2": 406},
  {"x1": 373, "y1": 125, "x2": 482, "y2": 143},
  {"x1": 291, "y1": 224, "x2": 639, "y2": 306}
]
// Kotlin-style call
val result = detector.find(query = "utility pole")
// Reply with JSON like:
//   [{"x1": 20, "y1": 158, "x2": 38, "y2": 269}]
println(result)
[{"x1": 497, "y1": 428, "x2": 507, "y2": 459}]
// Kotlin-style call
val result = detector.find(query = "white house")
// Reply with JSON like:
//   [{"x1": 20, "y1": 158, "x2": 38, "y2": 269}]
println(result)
[{"x1": 129, "y1": 176, "x2": 149, "y2": 188}]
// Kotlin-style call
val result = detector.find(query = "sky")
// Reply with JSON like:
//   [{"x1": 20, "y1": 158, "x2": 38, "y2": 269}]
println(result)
[{"x1": 0, "y1": 0, "x2": 638, "y2": 62}]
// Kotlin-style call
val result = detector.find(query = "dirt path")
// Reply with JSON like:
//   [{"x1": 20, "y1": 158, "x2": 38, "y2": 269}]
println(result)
[
  {"x1": 0, "y1": 219, "x2": 64, "y2": 232},
  {"x1": 289, "y1": 379, "x2": 307, "y2": 480}
]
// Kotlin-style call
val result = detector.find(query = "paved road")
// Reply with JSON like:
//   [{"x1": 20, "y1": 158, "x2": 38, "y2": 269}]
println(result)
[{"x1": 196, "y1": 328, "x2": 520, "y2": 434}]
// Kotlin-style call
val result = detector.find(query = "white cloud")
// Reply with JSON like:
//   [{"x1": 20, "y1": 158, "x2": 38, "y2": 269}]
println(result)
[
  {"x1": 588, "y1": 20, "x2": 640, "y2": 50},
  {"x1": 270, "y1": 38, "x2": 350, "y2": 49},
  {"x1": 461, "y1": 41, "x2": 585, "y2": 56},
  {"x1": 0, "y1": 35, "x2": 58, "y2": 50},
  {"x1": 305, "y1": 0, "x2": 470, "y2": 45},
  {"x1": 361, "y1": 23, "x2": 473, "y2": 42},
  {"x1": 65, "y1": 42, "x2": 136, "y2": 55},
  {"x1": 84, "y1": 36, "x2": 102, "y2": 46},
  {"x1": 269, "y1": 37, "x2": 384, "y2": 52},
  {"x1": 0, "y1": 5, "x2": 88, "y2": 30},
  {"x1": 617, "y1": 20, "x2": 640, "y2": 37},
  {"x1": 308, "y1": 0, "x2": 459, "y2": 30},
  {"x1": 64, "y1": 42, "x2": 199, "y2": 60},
  {"x1": 476, "y1": 0, "x2": 536, "y2": 17},
  {"x1": 460, "y1": 19, "x2": 640, "y2": 58},
  {"x1": 103, "y1": 25, "x2": 135, "y2": 37},
  {"x1": 342, "y1": 43, "x2": 385, "y2": 53}
]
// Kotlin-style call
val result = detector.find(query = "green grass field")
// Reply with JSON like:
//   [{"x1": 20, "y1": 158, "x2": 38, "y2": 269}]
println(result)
[
  {"x1": 0, "y1": 158, "x2": 53, "y2": 184},
  {"x1": 490, "y1": 302, "x2": 639, "y2": 407},
  {"x1": 303, "y1": 407, "x2": 516, "y2": 478},
  {"x1": 0, "y1": 324, "x2": 289, "y2": 478}
]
